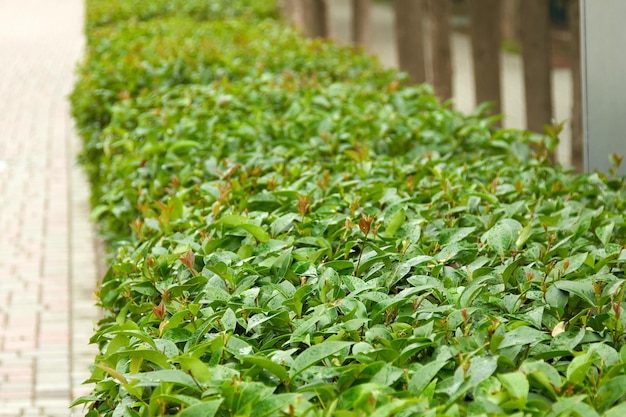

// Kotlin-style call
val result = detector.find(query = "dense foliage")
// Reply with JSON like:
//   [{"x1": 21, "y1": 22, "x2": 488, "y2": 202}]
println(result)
[{"x1": 72, "y1": 1, "x2": 626, "y2": 416}]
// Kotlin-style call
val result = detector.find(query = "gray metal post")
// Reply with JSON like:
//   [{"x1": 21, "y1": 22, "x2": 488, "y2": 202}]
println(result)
[{"x1": 580, "y1": 0, "x2": 626, "y2": 175}]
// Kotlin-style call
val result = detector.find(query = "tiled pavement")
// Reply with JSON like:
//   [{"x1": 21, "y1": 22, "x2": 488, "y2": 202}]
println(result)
[{"x1": 0, "y1": 0, "x2": 101, "y2": 416}]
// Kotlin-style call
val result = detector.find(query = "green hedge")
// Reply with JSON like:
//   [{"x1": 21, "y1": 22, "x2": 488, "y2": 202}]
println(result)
[
  {"x1": 72, "y1": 1, "x2": 626, "y2": 416},
  {"x1": 72, "y1": 13, "x2": 395, "y2": 196},
  {"x1": 85, "y1": 0, "x2": 278, "y2": 30}
]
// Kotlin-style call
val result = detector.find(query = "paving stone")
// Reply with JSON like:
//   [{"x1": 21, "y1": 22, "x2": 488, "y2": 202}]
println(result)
[
  {"x1": 35, "y1": 358, "x2": 70, "y2": 373},
  {"x1": 0, "y1": 0, "x2": 102, "y2": 413},
  {"x1": 0, "y1": 401, "x2": 32, "y2": 416},
  {"x1": 0, "y1": 385, "x2": 32, "y2": 400},
  {"x1": 20, "y1": 410, "x2": 45, "y2": 417},
  {"x1": 7, "y1": 371, "x2": 34, "y2": 384}
]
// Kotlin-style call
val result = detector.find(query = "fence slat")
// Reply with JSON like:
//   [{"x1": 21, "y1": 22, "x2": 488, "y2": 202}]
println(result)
[
  {"x1": 281, "y1": 0, "x2": 305, "y2": 29},
  {"x1": 569, "y1": 0, "x2": 583, "y2": 171},
  {"x1": 468, "y1": 0, "x2": 502, "y2": 118},
  {"x1": 303, "y1": 0, "x2": 329, "y2": 38},
  {"x1": 351, "y1": 0, "x2": 370, "y2": 47},
  {"x1": 394, "y1": 0, "x2": 427, "y2": 84},
  {"x1": 521, "y1": 0, "x2": 553, "y2": 136},
  {"x1": 427, "y1": 0, "x2": 452, "y2": 101}
]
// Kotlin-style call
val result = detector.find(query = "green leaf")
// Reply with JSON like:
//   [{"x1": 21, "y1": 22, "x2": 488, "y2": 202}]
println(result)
[
  {"x1": 553, "y1": 279, "x2": 596, "y2": 307},
  {"x1": 214, "y1": 214, "x2": 270, "y2": 241},
  {"x1": 324, "y1": 260, "x2": 354, "y2": 274},
  {"x1": 498, "y1": 326, "x2": 549, "y2": 349},
  {"x1": 155, "y1": 394, "x2": 200, "y2": 407},
  {"x1": 270, "y1": 249, "x2": 292, "y2": 281},
  {"x1": 566, "y1": 351, "x2": 595, "y2": 385},
  {"x1": 481, "y1": 219, "x2": 522, "y2": 258},
  {"x1": 604, "y1": 402, "x2": 626, "y2": 417},
  {"x1": 515, "y1": 223, "x2": 532, "y2": 248},
  {"x1": 168, "y1": 140, "x2": 201, "y2": 154},
  {"x1": 290, "y1": 341, "x2": 353, "y2": 378},
  {"x1": 242, "y1": 356, "x2": 289, "y2": 382},
  {"x1": 467, "y1": 355, "x2": 498, "y2": 387},
  {"x1": 589, "y1": 343, "x2": 619, "y2": 367},
  {"x1": 596, "y1": 375, "x2": 626, "y2": 410},
  {"x1": 216, "y1": 214, "x2": 248, "y2": 226},
  {"x1": 408, "y1": 360, "x2": 447, "y2": 395},
  {"x1": 337, "y1": 383, "x2": 394, "y2": 409},
  {"x1": 520, "y1": 360, "x2": 563, "y2": 390},
  {"x1": 246, "y1": 312, "x2": 281, "y2": 333},
  {"x1": 368, "y1": 399, "x2": 414, "y2": 417},
  {"x1": 176, "y1": 356, "x2": 212, "y2": 383},
  {"x1": 94, "y1": 363, "x2": 128, "y2": 384},
  {"x1": 545, "y1": 285, "x2": 568, "y2": 310},
  {"x1": 524, "y1": 306, "x2": 544, "y2": 329},
  {"x1": 546, "y1": 395, "x2": 600, "y2": 417},
  {"x1": 105, "y1": 329, "x2": 158, "y2": 350},
  {"x1": 384, "y1": 208, "x2": 405, "y2": 238},
  {"x1": 239, "y1": 224, "x2": 270, "y2": 243},
  {"x1": 222, "y1": 308, "x2": 237, "y2": 333},
  {"x1": 553, "y1": 252, "x2": 589, "y2": 277},
  {"x1": 163, "y1": 328, "x2": 193, "y2": 344},
  {"x1": 250, "y1": 393, "x2": 301, "y2": 417},
  {"x1": 289, "y1": 311, "x2": 328, "y2": 344},
  {"x1": 225, "y1": 335, "x2": 254, "y2": 357},
  {"x1": 595, "y1": 223, "x2": 615, "y2": 245},
  {"x1": 498, "y1": 372, "x2": 529, "y2": 399},
  {"x1": 468, "y1": 191, "x2": 499, "y2": 205},
  {"x1": 441, "y1": 226, "x2": 476, "y2": 245},
  {"x1": 573, "y1": 214, "x2": 593, "y2": 240},
  {"x1": 434, "y1": 242, "x2": 469, "y2": 263},
  {"x1": 178, "y1": 399, "x2": 222, "y2": 417},
  {"x1": 539, "y1": 214, "x2": 561, "y2": 227},
  {"x1": 551, "y1": 327, "x2": 585, "y2": 352},
  {"x1": 107, "y1": 349, "x2": 170, "y2": 370},
  {"x1": 169, "y1": 196, "x2": 184, "y2": 221},
  {"x1": 458, "y1": 275, "x2": 494, "y2": 308},
  {"x1": 90, "y1": 204, "x2": 109, "y2": 221},
  {"x1": 131, "y1": 370, "x2": 201, "y2": 392},
  {"x1": 370, "y1": 363, "x2": 404, "y2": 386},
  {"x1": 468, "y1": 397, "x2": 505, "y2": 415},
  {"x1": 155, "y1": 338, "x2": 179, "y2": 359},
  {"x1": 270, "y1": 213, "x2": 299, "y2": 236}
]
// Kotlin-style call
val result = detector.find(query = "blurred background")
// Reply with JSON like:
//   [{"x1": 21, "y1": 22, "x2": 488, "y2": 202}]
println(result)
[{"x1": 281, "y1": 0, "x2": 581, "y2": 170}]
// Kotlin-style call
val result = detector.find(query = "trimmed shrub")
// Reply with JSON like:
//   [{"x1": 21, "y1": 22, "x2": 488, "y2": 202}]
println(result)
[
  {"x1": 85, "y1": 0, "x2": 278, "y2": 30},
  {"x1": 72, "y1": 1, "x2": 626, "y2": 416},
  {"x1": 72, "y1": 15, "x2": 396, "y2": 193}
]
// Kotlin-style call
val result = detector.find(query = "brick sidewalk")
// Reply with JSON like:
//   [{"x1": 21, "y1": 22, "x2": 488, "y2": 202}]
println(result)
[{"x1": 0, "y1": 0, "x2": 101, "y2": 416}]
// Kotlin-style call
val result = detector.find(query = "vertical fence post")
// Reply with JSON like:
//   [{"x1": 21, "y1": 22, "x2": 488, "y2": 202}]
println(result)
[
  {"x1": 281, "y1": 0, "x2": 305, "y2": 29},
  {"x1": 468, "y1": 0, "x2": 502, "y2": 119},
  {"x1": 352, "y1": 0, "x2": 370, "y2": 47},
  {"x1": 569, "y1": 0, "x2": 583, "y2": 172},
  {"x1": 520, "y1": 0, "x2": 553, "y2": 141},
  {"x1": 426, "y1": 0, "x2": 452, "y2": 101},
  {"x1": 303, "y1": 0, "x2": 330, "y2": 39},
  {"x1": 394, "y1": 0, "x2": 427, "y2": 84},
  {"x1": 502, "y1": 0, "x2": 521, "y2": 47}
]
